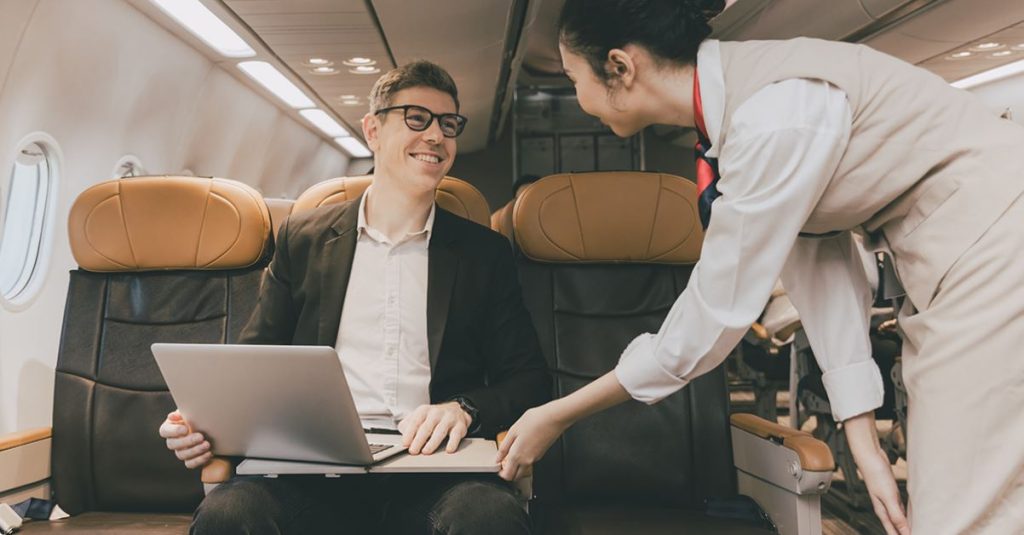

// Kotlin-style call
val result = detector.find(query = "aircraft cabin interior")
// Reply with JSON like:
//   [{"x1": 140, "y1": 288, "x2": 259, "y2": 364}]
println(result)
[{"x1": 1, "y1": 0, "x2": 1023, "y2": 534}]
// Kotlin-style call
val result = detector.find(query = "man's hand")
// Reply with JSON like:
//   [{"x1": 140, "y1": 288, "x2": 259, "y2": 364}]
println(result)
[
  {"x1": 158, "y1": 410, "x2": 212, "y2": 469},
  {"x1": 398, "y1": 402, "x2": 473, "y2": 455}
]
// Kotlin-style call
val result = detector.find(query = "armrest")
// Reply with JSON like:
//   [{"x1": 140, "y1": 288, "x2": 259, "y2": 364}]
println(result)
[
  {"x1": 750, "y1": 322, "x2": 769, "y2": 341},
  {"x1": 0, "y1": 427, "x2": 52, "y2": 499},
  {"x1": 731, "y1": 414, "x2": 833, "y2": 472},
  {"x1": 201, "y1": 457, "x2": 236, "y2": 484},
  {"x1": 0, "y1": 427, "x2": 51, "y2": 452}
]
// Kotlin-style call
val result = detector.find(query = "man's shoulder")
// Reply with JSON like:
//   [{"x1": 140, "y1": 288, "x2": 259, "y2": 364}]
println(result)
[
  {"x1": 282, "y1": 200, "x2": 356, "y2": 243},
  {"x1": 436, "y1": 207, "x2": 507, "y2": 253}
]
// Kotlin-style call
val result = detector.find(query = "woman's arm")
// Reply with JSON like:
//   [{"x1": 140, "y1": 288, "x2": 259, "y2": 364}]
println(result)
[
  {"x1": 845, "y1": 412, "x2": 911, "y2": 535},
  {"x1": 496, "y1": 370, "x2": 630, "y2": 481}
]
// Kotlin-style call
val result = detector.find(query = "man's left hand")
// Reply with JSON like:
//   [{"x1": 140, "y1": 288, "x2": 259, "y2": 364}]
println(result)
[{"x1": 399, "y1": 402, "x2": 473, "y2": 455}]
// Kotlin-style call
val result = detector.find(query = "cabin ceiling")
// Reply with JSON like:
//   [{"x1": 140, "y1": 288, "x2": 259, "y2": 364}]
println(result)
[
  {"x1": 522, "y1": 0, "x2": 1024, "y2": 86},
  {"x1": 133, "y1": 0, "x2": 520, "y2": 153},
  {"x1": 134, "y1": 0, "x2": 1024, "y2": 154}
]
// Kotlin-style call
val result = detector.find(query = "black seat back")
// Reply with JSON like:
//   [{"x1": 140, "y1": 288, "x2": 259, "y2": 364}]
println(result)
[
  {"x1": 53, "y1": 176, "x2": 272, "y2": 513},
  {"x1": 512, "y1": 172, "x2": 735, "y2": 508}
]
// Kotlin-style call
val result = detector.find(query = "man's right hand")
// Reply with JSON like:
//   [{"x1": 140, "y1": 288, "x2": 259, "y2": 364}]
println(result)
[{"x1": 159, "y1": 410, "x2": 212, "y2": 469}]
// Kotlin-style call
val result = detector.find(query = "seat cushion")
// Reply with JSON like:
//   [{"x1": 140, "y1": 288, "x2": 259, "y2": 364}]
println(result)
[
  {"x1": 537, "y1": 505, "x2": 776, "y2": 535},
  {"x1": 20, "y1": 512, "x2": 192, "y2": 533}
]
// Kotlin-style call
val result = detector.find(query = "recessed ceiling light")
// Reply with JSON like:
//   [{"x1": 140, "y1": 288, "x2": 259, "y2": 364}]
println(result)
[
  {"x1": 336, "y1": 137, "x2": 373, "y2": 158},
  {"x1": 993, "y1": 50, "x2": 1014, "y2": 57},
  {"x1": 237, "y1": 61, "x2": 314, "y2": 108},
  {"x1": 339, "y1": 94, "x2": 359, "y2": 99},
  {"x1": 150, "y1": 0, "x2": 255, "y2": 58},
  {"x1": 307, "y1": 58, "x2": 331, "y2": 66},
  {"x1": 341, "y1": 99, "x2": 362, "y2": 106},
  {"x1": 1013, "y1": 43, "x2": 1024, "y2": 51},
  {"x1": 970, "y1": 42, "x2": 1003, "y2": 51},
  {"x1": 343, "y1": 57, "x2": 376, "y2": 66},
  {"x1": 947, "y1": 51, "x2": 973, "y2": 60},
  {"x1": 310, "y1": 66, "x2": 339, "y2": 75},
  {"x1": 350, "y1": 66, "x2": 381, "y2": 74},
  {"x1": 300, "y1": 109, "x2": 351, "y2": 138}
]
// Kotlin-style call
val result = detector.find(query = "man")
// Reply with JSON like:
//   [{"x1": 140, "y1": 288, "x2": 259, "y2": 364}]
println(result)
[{"x1": 159, "y1": 61, "x2": 549, "y2": 534}]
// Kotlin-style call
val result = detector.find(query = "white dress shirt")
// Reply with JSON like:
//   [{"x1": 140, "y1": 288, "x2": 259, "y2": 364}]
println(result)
[
  {"x1": 335, "y1": 188, "x2": 434, "y2": 430},
  {"x1": 615, "y1": 39, "x2": 885, "y2": 422}
]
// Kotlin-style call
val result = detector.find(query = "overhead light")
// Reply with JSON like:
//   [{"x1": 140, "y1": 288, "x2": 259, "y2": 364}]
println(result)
[
  {"x1": 350, "y1": 66, "x2": 381, "y2": 74},
  {"x1": 947, "y1": 51, "x2": 973, "y2": 60},
  {"x1": 341, "y1": 99, "x2": 362, "y2": 106},
  {"x1": 1013, "y1": 43, "x2": 1024, "y2": 51},
  {"x1": 343, "y1": 57, "x2": 376, "y2": 66},
  {"x1": 951, "y1": 58, "x2": 1024, "y2": 89},
  {"x1": 310, "y1": 66, "x2": 339, "y2": 75},
  {"x1": 970, "y1": 42, "x2": 1003, "y2": 52},
  {"x1": 992, "y1": 50, "x2": 1014, "y2": 58},
  {"x1": 336, "y1": 137, "x2": 373, "y2": 158},
  {"x1": 306, "y1": 58, "x2": 332, "y2": 66},
  {"x1": 237, "y1": 61, "x2": 314, "y2": 108},
  {"x1": 300, "y1": 109, "x2": 351, "y2": 137},
  {"x1": 150, "y1": 0, "x2": 255, "y2": 58}
]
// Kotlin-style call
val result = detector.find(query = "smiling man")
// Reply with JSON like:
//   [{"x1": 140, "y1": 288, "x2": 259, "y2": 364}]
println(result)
[{"x1": 159, "y1": 61, "x2": 549, "y2": 535}]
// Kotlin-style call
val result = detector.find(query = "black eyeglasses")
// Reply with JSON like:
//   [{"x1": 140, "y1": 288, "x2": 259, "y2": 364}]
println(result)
[{"x1": 375, "y1": 105, "x2": 468, "y2": 138}]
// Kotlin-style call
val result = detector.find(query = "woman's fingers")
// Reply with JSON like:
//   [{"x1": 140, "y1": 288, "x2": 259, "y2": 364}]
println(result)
[
  {"x1": 495, "y1": 430, "x2": 516, "y2": 462},
  {"x1": 174, "y1": 440, "x2": 211, "y2": 462}
]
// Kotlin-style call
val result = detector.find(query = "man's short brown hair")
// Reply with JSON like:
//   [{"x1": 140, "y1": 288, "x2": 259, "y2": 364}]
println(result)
[{"x1": 368, "y1": 60, "x2": 460, "y2": 114}]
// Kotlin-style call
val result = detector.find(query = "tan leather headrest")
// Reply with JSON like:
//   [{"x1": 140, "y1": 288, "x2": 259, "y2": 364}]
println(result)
[
  {"x1": 69, "y1": 176, "x2": 271, "y2": 272},
  {"x1": 513, "y1": 172, "x2": 703, "y2": 264},
  {"x1": 264, "y1": 198, "x2": 296, "y2": 240},
  {"x1": 292, "y1": 175, "x2": 491, "y2": 227},
  {"x1": 491, "y1": 200, "x2": 514, "y2": 239}
]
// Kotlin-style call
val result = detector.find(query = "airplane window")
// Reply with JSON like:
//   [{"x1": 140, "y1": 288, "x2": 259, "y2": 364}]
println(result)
[{"x1": 0, "y1": 140, "x2": 55, "y2": 303}]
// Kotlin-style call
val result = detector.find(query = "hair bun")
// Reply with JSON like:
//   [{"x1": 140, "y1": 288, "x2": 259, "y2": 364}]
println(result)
[{"x1": 679, "y1": 0, "x2": 726, "y2": 26}]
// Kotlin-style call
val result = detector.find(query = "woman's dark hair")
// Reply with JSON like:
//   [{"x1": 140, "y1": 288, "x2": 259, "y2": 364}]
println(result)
[{"x1": 558, "y1": 0, "x2": 725, "y2": 82}]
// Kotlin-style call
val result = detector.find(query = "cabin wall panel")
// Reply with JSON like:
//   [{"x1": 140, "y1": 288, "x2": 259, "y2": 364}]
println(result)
[
  {"x1": 0, "y1": 0, "x2": 348, "y2": 435},
  {"x1": 0, "y1": 0, "x2": 38, "y2": 98},
  {"x1": 970, "y1": 75, "x2": 1024, "y2": 128}
]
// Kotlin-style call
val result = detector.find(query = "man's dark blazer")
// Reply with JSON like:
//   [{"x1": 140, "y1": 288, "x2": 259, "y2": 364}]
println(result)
[{"x1": 238, "y1": 196, "x2": 550, "y2": 437}]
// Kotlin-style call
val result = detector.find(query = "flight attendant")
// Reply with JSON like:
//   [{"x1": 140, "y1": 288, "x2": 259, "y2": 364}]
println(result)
[{"x1": 496, "y1": 1, "x2": 1024, "y2": 534}]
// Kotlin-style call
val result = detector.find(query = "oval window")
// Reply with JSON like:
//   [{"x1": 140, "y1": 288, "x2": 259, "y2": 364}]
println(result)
[{"x1": 0, "y1": 140, "x2": 56, "y2": 303}]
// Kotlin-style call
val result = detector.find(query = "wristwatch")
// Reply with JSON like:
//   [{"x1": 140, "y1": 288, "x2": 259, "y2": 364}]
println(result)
[{"x1": 452, "y1": 396, "x2": 480, "y2": 433}]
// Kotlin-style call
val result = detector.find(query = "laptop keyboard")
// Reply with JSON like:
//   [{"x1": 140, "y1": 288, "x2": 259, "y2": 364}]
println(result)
[{"x1": 369, "y1": 443, "x2": 394, "y2": 455}]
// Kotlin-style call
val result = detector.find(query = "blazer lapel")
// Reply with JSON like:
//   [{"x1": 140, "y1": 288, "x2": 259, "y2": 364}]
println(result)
[
  {"x1": 427, "y1": 210, "x2": 458, "y2": 370},
  {"x1": 317, "y1": 200, "x2": 360, "y2": 346}
]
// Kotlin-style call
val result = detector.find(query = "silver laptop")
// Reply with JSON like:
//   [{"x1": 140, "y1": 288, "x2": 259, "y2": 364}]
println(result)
[{"x1": 152, "y1": 343, "x2": 407, "y2": 465}]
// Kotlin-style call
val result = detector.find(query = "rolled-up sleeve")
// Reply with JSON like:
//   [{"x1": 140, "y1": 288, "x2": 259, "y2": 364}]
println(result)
[{"x1": 615, "y1": 79, "x2": 862, "y2": 409}]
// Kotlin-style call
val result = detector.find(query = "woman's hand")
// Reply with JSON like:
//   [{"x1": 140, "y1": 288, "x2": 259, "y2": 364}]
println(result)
[
  {"x1": 844, "y1": 412, "x2": 911, "y2": 535},
  {"x1": 858, "y1": 445, "x2": 910, "y2": 535},
  {"x1": 495, "y1": 402, "x2": 571, "y2": 481}
]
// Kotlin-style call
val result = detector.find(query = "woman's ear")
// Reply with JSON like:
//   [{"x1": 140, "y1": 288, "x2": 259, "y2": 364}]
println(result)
[{"x1": 606, "y1": 48, "x2": 637, "y2": 87}]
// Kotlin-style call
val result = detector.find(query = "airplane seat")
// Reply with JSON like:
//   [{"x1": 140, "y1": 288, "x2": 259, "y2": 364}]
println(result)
[
  {"x1": 292, "y1": 174, "x2": 492, "y2": 226},
  {"x1": 264, "y1": 197, "x2": 296, "y2": 240},
  {"x1": 491, "y1": 199, "x2": 514, "y2": 239},
  {"x1": 512, "y1": 172, "x2": 833, "y2": 535},
  {"x1": 1, "y1": 176, "x2": 273, "y2": 532}
]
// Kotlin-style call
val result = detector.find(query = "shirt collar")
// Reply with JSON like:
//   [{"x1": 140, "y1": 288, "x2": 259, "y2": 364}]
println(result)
[
  {"x1": 696, "y1": 39, "x2": 725, "y2": 159},
  {"x1": 357, "y1": 185, "x2": 436, "y2": 244}
]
